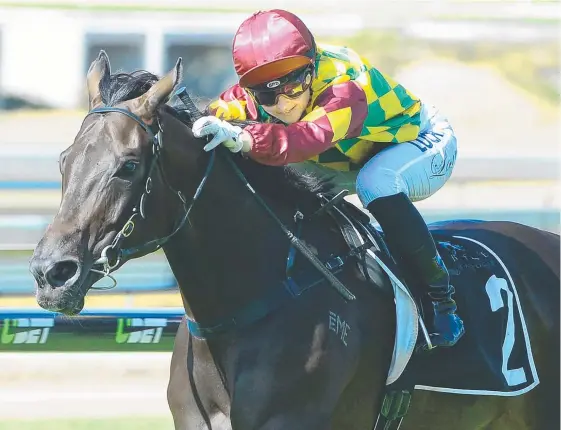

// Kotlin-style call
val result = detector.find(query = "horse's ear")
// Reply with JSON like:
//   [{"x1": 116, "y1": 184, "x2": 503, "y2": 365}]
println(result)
[
  {"x1": 86, "y1": 50, "x2": 110, "y2": 109},
  {"x1": 133, "y1": 58, "x2": 183, "y2": 119}
]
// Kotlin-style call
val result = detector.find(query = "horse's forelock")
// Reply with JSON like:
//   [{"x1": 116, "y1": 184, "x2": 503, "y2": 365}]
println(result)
[{"x1": 100, "y1": 70, "x2": 160, "y2": 107}]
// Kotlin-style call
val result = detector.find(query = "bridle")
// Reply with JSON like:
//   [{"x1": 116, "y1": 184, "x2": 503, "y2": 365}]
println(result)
[
  {"x1": 85, "y1": 89, "x2": 354, "y2": 300},
  {"x1": 87, "y1": 105, "x2": 216, "y2": 289}
]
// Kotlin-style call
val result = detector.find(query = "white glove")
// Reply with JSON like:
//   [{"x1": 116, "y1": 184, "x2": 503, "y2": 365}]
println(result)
[{"x1": 192, "y1": 116, "x2": 244, "y2": 153}]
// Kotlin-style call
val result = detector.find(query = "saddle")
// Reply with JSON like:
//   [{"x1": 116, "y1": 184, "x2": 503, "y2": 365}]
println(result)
[
  {"x1": 312, "y1": 190, "x2": 423, "y2": 429},
  {"x1": 316, "y1": 192, "x2": 540, "y2": 430},
  {"x1": 313, "y1": 190, "x2": 422, "y2": 306}
]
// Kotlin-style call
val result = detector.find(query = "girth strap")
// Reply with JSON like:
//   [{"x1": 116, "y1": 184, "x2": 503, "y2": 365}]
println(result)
[
  {"x1": 186, "y1": 267, "x2": 342, "y2": 339},
  {"x1": 374, "y1": 389, "x2": 412, "y2": 430}
]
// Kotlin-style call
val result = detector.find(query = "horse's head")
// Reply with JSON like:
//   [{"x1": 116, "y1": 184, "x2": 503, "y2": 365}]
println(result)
[{"x1": 29, "y1": 51, "x2": 186, "y2": 314}]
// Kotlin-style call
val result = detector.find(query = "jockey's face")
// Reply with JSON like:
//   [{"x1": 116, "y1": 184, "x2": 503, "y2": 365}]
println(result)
[{"x1": 262, "y1": 89, "x2": 311, "y2": 124}]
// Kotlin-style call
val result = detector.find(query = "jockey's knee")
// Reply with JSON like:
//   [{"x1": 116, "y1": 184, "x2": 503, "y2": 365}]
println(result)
[{"x1": 356, "y1": 167, "x2": 407, "y2": 207}]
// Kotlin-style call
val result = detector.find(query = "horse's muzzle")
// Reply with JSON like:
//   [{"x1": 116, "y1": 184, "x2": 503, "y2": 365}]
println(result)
[{"x1": 29, "y1": 255, "x2": 87, "y2": 314}]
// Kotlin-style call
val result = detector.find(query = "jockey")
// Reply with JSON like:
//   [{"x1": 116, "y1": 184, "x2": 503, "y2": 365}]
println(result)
[{"x1": 192, "y1": 9, "x2": 465, "y2": 349}]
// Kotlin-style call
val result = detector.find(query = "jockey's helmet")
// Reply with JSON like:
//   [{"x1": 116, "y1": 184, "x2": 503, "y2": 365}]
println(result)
[{"x1": 232, "y1": 9, "x2": 316, "y2": 88}]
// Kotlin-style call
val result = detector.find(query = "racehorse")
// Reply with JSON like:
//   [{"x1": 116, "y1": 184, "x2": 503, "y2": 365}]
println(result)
[{"x1": 29, "y1": 52, "x2": 559, "y2": 430}]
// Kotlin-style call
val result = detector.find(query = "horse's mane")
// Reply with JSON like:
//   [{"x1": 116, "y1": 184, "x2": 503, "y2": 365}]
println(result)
[
  {"x1": 99, "y1": 69, "x2": 159, "y2": 106},
  {"x1": 98, "y1": 69, "x2": 334, "y2": 209}
]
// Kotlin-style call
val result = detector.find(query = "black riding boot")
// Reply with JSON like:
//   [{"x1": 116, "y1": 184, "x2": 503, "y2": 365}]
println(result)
[{"x1": 366, "y1": 192, "x2": 465, "y2": 349}]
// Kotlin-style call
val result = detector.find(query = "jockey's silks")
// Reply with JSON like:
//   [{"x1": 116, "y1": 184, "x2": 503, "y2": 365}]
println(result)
[{"x1": 208, "y1": 44, "x2": 422, "y2": 171}]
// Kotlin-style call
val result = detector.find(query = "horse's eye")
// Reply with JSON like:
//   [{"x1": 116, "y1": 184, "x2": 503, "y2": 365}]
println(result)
[{"x1": 119, "y1": 160, "x2": 139, "y2": 177}]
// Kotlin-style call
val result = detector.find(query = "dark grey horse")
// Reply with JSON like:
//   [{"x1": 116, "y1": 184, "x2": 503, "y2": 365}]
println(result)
[{"x1": 29, "y1": 52, "x2": 559, "y2": 429}]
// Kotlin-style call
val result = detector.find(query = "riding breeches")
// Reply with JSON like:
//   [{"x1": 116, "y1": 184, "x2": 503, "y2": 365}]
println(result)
[
  {"x1": 290, "y1": 103, "x2": 458, "y2": 207},
  {"x1": 356, "y1": 103, "x2": 458, "y2": 206}
]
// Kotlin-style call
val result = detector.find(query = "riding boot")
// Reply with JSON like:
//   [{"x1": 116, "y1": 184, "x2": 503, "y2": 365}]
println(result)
[{"x1": 365, "y1": 192, "x2": 465, "y2": 349}]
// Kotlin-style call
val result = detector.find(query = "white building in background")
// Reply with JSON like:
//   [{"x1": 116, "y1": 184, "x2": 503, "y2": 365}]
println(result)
[
  {"x1": 0, "y1": 1, "x2": 555, "y2": 110},
  {"x1": 0, "y1": 7, "x2": 362, "y2": 109}
]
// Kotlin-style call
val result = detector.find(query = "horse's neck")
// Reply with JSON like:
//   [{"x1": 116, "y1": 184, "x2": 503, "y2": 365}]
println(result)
[
  {"x1": 158, "y1": 110, "x2": 342, "y2": 325},
  {"x1": 167, "y1": 195, "x2": 295, "y2": 319},
  {"x1": 160, "y1": 145, "x2": 296, "y2": 324}
]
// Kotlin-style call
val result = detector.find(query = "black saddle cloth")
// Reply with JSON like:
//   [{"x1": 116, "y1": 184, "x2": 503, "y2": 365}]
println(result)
[
  {"x1": 392, "y1": 225, "x2": 539, "y2": 396},
  {"x1": 328, "y1": 199, "x2": 538, "y2": 396}
]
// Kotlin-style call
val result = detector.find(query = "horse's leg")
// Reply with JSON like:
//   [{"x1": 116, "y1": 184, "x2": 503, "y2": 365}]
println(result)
[
  {"x1": 329, "y1": 373, "x2": 388, "y2": 430},
  {"x1": 400, "y1": 390, "x2": 516, "y2": 430},
  {"x1": 330, "y1": 338, "x2": 394, "y2": 430},
  {"x1": 229, "y1": 290, "x2": 394, "y2": 430},
  {"x1": 167, "y1": 317, "x2": 231, "y2": 430},
  {"x1": 229, "y1": 384, "x2": 340, "y2": 430},
  {"x1": 228, "y1": 340, "x2": 342, "y2": 429},
  {"x1": 226, "y1": 316, "x2": 351, "y2": 430},
  {"x1": 167, "y1": 317, "x2": 192, "y2": 429}
]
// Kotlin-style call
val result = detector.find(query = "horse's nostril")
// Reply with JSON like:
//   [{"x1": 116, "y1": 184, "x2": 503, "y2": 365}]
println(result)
[{"x1": 45, "y1": 260, "x2": 79, "y2": 288}]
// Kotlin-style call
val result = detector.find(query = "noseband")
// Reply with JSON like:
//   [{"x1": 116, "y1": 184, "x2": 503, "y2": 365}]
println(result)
[{"x1": 87, "y1": 106, "x2": 215, "y2": 289}]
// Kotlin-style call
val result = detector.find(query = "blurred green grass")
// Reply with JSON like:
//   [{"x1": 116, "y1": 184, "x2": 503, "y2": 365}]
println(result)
[
  {"x1": 324, "y1": 30, "x2": 559, "y2": 109},
  {"x1": 0, "y1": 416, "x2": 174, "y2": 429}
]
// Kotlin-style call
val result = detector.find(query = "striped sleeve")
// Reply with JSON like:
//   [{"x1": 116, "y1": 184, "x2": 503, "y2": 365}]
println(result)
[
  {"x1": 207, "y1": 84, "x2": 260, "y2": 121},
  {"x1": 246, "y1": 81, "x2": 368, "y2": 166}
]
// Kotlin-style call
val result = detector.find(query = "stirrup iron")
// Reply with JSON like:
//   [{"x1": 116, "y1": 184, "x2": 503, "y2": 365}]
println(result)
[{"x1": 311, "y1": 189, "x2": 349, "y2": 219}]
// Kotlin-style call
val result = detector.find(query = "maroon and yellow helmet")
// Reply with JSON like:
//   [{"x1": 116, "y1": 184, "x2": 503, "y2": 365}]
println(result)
[{"x1": 232, "y1": 9, "x2": 316, "y2": 88}]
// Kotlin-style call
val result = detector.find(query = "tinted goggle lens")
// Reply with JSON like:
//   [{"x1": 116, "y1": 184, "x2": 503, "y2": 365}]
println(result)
[{"x1": 250, "y1": 68, "x2": 312, "y2": 107}]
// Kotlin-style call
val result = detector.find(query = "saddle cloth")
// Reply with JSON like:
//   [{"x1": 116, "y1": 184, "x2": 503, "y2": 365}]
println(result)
[
  {"x1": 330, "y1": 200, "x2": 539, "y2": 396},
  {"x1": 382, "y1": 231, "x2": 540, "y2": 396}
]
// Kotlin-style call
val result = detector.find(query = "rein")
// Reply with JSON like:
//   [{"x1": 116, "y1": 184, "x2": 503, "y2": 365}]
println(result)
[
  {"x1": 174, "y1": 88, "x2": 355, "y2": 301},
  {"x1": 86, "y1": 92, "x2": 355, "y2": 302}
]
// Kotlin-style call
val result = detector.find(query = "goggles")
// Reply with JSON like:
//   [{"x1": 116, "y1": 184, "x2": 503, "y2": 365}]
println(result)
[{"x1": 247, "y1": 66, "x2": 313, "y2": 107}]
